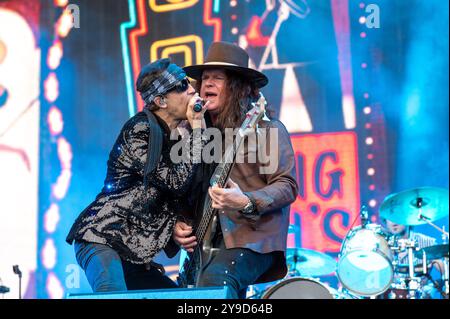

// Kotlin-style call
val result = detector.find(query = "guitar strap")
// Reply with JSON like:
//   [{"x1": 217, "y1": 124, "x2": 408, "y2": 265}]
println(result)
[{"x1": 142, "y1": 108, "x2": 163, "y2": 187}]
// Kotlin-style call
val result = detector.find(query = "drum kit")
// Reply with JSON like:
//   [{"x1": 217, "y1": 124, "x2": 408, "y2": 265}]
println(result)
[
  {"x1": 260, "y1": 187, "x2": 449, "y2": 299},
  {"x1": 260, "y1": 247, "x2": 354, "y2": 299}
]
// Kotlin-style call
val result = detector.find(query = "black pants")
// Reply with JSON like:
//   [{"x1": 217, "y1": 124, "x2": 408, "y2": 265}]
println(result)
[
  {"x1": 197, "y1": 235, "x2": 275, "y2": 299},
  {"x1": 121, "y1": 259, "x2": 178, "y2": 290},
  {"x1": 75, "y1": 240, "x2": 177, "y2": 292}
]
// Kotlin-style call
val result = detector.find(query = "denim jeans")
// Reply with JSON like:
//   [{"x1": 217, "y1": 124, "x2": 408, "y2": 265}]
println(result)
[
  {"x1": 74, "y1": 241, "x2": 177, "y2": 293},
  {"x1": 196, "y1": 236, "x2": 275, "y2": 299},
  {"x1": 74, "y1": 241, "x2": 127, "y2": 292}
]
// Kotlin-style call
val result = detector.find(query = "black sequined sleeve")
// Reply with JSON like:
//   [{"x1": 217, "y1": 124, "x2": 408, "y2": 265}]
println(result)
[
  {"x1": 148, "y1": 128, "x2": 208, "y2": 195},
  {"x1": 120, "y1": 120, "x2": 207, "y2": 195}
]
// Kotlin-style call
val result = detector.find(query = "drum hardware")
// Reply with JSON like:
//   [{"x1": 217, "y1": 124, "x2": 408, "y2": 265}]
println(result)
[
  {"x1": 381, "y1": 281, "x2": 420, "y2": 299},
  {"x1": 336, "y1": 286, "x2": 362, "y2": 299},
  {"x1": 418, "y1": 213, "x2": 449, "y2": 239},
  {"x1": 257, "y1": 247, "x2": 342, "y2": 299},
  {"x1": 261, "y1": 277, "x2": 356, "y2": 299},
  {"x1": 441, "y1": 230, "x2": 449, "y2": 296},
  {"x1": 385, "y1": 239, "x2": 450, "y2": 299},
  {"x1": 378, "y1": 187, "x2": 450, "y2": 299},
  {"x1": 414, "y1": 244, "x2": 450, "y2": 298},
  {"x1": 443, "y1": 256, "x2": 449, "y2": 298},
  {"x1": 394, "y1": 263, "x2": 426, "y2": 275},
  {"x1": 360, "y1": 205, "x2": 369, "y2": 228},
  {"x1": 245, "y1": 284, "x2": 264, "y2": 299},
  {"x1": 285, "y1": 248, "x2": 336, "y2": 277},
  {"x1": 389, "y1": 237, "x2": 427, "y2": 299},
  {"x1": 414, "y1": 244, "x2": 449, "y2": 260}
]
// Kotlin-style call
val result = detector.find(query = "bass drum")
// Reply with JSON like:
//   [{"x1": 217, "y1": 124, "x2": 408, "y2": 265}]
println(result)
[
  {"x1": 337, "y1": 224, "x2": 394, "y2": 297},
  {"x1": 261, "y1": 277, "x2": 352, "y2": 299}
]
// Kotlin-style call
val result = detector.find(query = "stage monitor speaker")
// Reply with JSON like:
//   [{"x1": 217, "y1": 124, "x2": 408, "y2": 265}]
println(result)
[{"x1": 66, "y1": 286, "x2": 230, "y2": 299}]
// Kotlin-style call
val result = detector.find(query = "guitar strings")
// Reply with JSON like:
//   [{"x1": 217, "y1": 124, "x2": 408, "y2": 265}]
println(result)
[{"x1": 180, "y1": 111, "x2": 257, "y2": 284}]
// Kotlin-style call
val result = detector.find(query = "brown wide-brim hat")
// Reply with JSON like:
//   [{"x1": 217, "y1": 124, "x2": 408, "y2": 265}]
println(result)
[{"x1": 183, "y1": 41, "x2": 268, "y2": 88}]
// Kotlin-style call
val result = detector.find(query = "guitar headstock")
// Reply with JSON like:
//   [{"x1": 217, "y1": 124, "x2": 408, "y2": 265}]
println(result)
[{"x1": 239, "y1": 93, "x2": 268, "y2": 136}]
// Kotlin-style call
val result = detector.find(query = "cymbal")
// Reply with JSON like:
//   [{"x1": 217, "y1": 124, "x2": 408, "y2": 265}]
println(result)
[
  {"x1": 380, "y1": 187, "x2": 449, "y2": 225},
  {"x1": 415, "y1": 244, "x2": 449, "y2": 260},
  {"x1": 286, "y1": 248, "x2": 336, "y2": 277}
]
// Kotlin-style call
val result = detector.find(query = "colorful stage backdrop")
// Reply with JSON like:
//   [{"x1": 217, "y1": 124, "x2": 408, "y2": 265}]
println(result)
[{"x1": 0, "y1": 0, "x2": 448, "y2": 298}]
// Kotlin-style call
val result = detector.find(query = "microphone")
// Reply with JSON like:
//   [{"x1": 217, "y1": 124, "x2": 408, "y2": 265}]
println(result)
[
  {"x1": 360, "y1": 205, "x2": 369, "y2": 228},
  {"x1": 12, "y1": 265, "x2": 22, "y2": 277},
  {"x1": 12, "y1": 265, "x2": 22, "y2": 299},
  {"x1": 193, "y1": 100, "x2": 204, "y2": 113}
]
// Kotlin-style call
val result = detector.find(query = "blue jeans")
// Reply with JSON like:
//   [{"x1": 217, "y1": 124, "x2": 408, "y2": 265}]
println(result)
[
  {"x1": 74, "y1": 241, "x2": 127, "y2": 292},
  {"x1": 74, "y1": 241, "x2": 178, "y2": 293},
  {"x1": 197, "y1": 236, "x2": 275, "y2": 299}
]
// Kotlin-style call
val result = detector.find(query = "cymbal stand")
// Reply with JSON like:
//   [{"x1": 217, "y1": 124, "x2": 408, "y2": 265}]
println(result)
[
  {"x1": 416, "y1": 198, "x2": 449, "y2": 239},
  {"x1": 288, "y1": 253, "x2": 302, "y2": 277},
  {"x1": 406, "y1": 240, "x2": 421, "y2": 299},
  {"x1": 441, "y1": 226, "x2": 449, "y2": 297},
  {"x1": 444, "y1": 256, "x2": 449, "y2": 296},
  {"x1": 417, "y1": 202, "x2": 449, "y2": 297}
]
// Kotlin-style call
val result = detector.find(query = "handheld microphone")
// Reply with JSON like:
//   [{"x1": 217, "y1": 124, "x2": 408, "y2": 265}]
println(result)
[{"x1": 193, "y1": 100, "x2": 204, "y2": 112}]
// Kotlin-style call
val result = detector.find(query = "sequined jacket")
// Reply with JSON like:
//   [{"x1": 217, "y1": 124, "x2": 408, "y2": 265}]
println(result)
[{"x1": 66, "y1": 111, "x2": 204, "y2": 264}]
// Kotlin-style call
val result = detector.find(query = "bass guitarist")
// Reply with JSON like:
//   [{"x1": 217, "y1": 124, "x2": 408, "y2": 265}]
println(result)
[{"x1": 174, "y1": 42, "x2": 298, "y2": 299}]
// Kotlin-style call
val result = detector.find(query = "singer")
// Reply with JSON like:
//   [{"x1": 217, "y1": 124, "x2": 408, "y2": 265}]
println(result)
[{"x1": 66, "y1": 58, "x2": 208, "y2": 292}]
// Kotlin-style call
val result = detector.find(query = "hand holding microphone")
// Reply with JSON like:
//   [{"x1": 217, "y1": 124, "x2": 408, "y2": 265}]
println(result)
[
  {"x1": 187, "y1": 94, "x2": 208, "y2": 129},
  {"x1": 193, "y1": 100, "x2": 203, "y2": 112}
]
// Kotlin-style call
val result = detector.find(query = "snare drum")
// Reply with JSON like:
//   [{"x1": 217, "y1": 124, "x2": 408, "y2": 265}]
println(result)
[
  {"x1": 261, "y1": 277, "x2": 353, "y2": 299},
  {"x1": 337, "y1": 224, "x2": 394, "y2": 297}
]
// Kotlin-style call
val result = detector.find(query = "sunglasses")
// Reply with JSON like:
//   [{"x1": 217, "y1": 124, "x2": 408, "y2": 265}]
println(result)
[{"x1": 166, "y1": 78, "x2": 190, "y2": 94}]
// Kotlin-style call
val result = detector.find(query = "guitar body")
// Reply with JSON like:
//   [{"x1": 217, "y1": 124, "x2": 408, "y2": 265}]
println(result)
[
  {"x1": 178, "y1": 209, "x2": 218, "y2": 287},
  {"x1": 201, "y1": 213, "x2": 219, "y2": 268}
]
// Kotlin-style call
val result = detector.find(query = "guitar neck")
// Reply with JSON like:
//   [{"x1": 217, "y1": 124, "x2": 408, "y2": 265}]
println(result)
[
  {"x1": 194, "y1": 133, "x2": 246, "y2": 242},
  {"x1": 181, "y1": 98, "x2": 265, "y2": 285}
]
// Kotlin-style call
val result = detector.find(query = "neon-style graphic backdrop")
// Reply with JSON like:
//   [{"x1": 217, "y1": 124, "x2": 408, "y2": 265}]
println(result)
[{"x1": 0, "y1": 0, "x2": 447, "y2": 298}]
